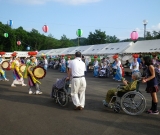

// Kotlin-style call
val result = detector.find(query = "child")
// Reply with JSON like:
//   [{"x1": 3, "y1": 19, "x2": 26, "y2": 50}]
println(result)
[{"x1": 102, "y1": 72, "x2": 141, "y2": 107}]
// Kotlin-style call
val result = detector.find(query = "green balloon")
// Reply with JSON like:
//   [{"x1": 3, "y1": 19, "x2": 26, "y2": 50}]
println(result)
[
  {"x1": 76, "y1": 29, "x2": 83, "y2": 37},
  {"x1": 4, "y1": 33, "x2": 8, "y2": 38}
]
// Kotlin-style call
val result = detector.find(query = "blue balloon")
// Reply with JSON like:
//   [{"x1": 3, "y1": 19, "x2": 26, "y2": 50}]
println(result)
[
  {"x1": 8, "y1": 20, "x2": 13, "y2": 27},
  {"x1": 27, "y1": 46, "x2": 30, "y2": 50}
]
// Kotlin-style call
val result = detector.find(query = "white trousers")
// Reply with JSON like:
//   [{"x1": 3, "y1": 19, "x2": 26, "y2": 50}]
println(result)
[{"x1": 71, "y1": 77, "x2": 86, "y2": 108}]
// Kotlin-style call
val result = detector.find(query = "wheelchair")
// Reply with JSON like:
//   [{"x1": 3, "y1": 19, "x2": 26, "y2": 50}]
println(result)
[
  {"x1": 99, "y1": 67, "x2": 110, "y2": 78},
  {"x1": 107, "y1": 81, "x2": 146, "y2": 115},
  {"x1": 51, "y1": 79, "x2": 71, "y2": 106}
]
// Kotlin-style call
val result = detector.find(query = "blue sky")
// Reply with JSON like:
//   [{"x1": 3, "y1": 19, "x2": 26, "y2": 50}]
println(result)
[{"x1": 0, "y1": 0, "x2": 160, "y2": 40}]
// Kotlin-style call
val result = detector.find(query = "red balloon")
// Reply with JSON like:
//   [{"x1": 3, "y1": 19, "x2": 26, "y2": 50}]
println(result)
[
  {"x1": 17, "y1": 41, "x2": 21, "y2": 45},
  {"x1": 42, "y1": 25, "x2": 49, "y2": 33},
  {"x1": 131, "y1": 31, "x2": 138, "y2": 41}
]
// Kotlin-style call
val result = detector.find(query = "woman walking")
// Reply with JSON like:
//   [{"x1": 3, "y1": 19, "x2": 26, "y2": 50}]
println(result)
[{"x1": 142, "y1": 56, "x2": 159, "y2": 115}]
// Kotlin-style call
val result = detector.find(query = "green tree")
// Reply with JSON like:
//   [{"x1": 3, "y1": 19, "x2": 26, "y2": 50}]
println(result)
[
  {"x1": 87, "y1": 29, "x2": 120, "y2": 45},
  {"x1": 59, "y1": 34, "x2": 74, "y2": 48},
  {"x1": 87, "y1": 29, "x2": 107, "y2": 45}
]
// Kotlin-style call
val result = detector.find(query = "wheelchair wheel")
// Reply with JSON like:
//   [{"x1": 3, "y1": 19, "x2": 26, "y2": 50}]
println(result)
[
  {"x1": 121, "y1": 91, "x2": 146, "y2": 115},
  {"x1": 57, "y1": 90, "x2": 69, "y2": 107},
  {"x1": 114, "y1": 102, "x2": 121, "y2": 113}
]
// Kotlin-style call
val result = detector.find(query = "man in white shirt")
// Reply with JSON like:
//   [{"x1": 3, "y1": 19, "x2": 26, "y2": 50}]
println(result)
[{"x1": 67, "y1": 51, "x2": 86, "y2": 110}]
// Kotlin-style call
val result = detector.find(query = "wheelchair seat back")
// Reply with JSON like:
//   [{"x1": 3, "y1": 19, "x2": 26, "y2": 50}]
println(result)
[
  {"x1": 64, "y1": 80, "x2": 71, "y2": 94},
  {"x1": 135, "y1": 80, "x2": 140, "y2": 92}
]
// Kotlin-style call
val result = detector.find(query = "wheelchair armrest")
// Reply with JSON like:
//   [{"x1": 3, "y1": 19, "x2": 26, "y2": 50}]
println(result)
[
  {"x1": 117, "y1": 84, "x2": 125, "y2": 90},
  {"x1": 119, "y1": 86, "x2": 125, "y2": 89},
  {"x1": 119, "y1": 84, "x2": 125, "y2": 86}
]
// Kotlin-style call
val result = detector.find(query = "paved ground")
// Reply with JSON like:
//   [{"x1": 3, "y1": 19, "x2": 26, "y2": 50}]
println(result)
[{"x1": 0, "y1": 69, "x2": 160, "y2": 135}]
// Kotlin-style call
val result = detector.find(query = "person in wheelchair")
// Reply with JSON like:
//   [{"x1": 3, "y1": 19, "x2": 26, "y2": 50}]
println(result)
[
  {"x1": 99, "y1": 62, "x2": 107, "y2": 77},
  {"x1": 102, "y1": 71, "x2": 141, "y2": 107}
]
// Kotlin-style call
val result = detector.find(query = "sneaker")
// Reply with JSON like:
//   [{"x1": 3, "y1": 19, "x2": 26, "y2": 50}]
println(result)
[
  {"x1": 22, "y1": 84, "x2": 27, "y2": 86},
  {"x1": 11, "y1": 84, "x2": 16, "y2": 87},
  {"x1": 102, "y1": 100, "x2": 108, "y2": 107},
  {"x1": 146, "y1": 109, "x2": 152, "y2": 113},
  {"x1": 29, "y1": 91, "x2": 33, "y2": 94},
  {"x1": 147, "y1": 110, "x2": 159, "y2": 115},
  {"x1": 5, "y1": 79, "x2": 9, "y2": 81},
  {"x1": 113, "y1": 78, "x2": 115, "y2": 79},
  {"x1": 36, "y1": 90, "x2": 42, "y2": 95},
  {"x1": 117, "y1": 80, "x2": 121, "y2": 81}
]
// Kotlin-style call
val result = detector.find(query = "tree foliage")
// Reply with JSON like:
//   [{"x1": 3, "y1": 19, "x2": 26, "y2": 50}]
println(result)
[
  {"x1": 0, "y1": 22, "x2": 75, "y2": 52},
  {"x1": 87, "y1": 29, "x2": 120, "y2": 45},
  {"x1": 4, "y1": 22, "x2": 160, "y2": 52}
]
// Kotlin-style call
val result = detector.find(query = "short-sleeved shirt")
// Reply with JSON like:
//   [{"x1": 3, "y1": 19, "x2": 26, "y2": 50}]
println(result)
[
  {"x1": 44, "y1": 59, "x2": 48, "y2": 65},
  {"x1": 68, "y1": 57, "x2": 86, "y2": 76}
]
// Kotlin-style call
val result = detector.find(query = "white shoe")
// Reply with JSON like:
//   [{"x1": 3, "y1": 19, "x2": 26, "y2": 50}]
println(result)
[
  {"x1": 29, "y1": 91, "x2": 33, "y2": 94},
  {"x1": 36, "y1": 90, "x2": 42, "y2": 95},
  {"x1": 5, "y1": 79, "x2": 9, "y2": 81},
  {"x1": 22, "y1": 84, "x2": 27, "y2": 86},
  {"x1": 11, "y1": 84, "x2": 16, "y2": 87},
  {"x1": 102, "y1": 100, "x2": 108, "y2": 107},
  {"x1": 113, "y1": 78, "x2": 115, "y2": 79}
]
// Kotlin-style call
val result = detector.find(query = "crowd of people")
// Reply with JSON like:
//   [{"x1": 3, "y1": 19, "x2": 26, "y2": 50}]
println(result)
[
  {"x1": 0, "y1": 51, "x2": 159, "y2": 114},
  {"x1": 0, "y1": 51, "x2": 49, "y2": 94}
]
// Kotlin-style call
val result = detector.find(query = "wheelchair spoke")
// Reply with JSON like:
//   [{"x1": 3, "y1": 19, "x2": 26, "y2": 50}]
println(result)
[{"x1": 121, "y1": 91, "x2": 146, "y2": 115}]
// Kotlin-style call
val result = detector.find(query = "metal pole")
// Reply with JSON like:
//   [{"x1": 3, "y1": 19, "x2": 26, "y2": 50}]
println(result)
[
  {"x1": 144, "y1": 24, "x2": 146, "y2": 39},
  {"x1": 78, "y1": 37, "x2": 79, "y2": 46}
]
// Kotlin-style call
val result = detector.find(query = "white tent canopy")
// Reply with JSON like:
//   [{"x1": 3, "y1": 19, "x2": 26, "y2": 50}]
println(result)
[
  {"x1": 15, "y1": 51, "x2": 29, "y2": 57},
  {"x1": 46, "y1": 48, "x2": 68, "y2": 56},
  {"x1": 61, "y1": 46, "x2": 79, "y2": 55},
  {"x1": 4, "y1": 51, "x2": 29, "y2": 57},
  {"x1": 37, "y1": 50, "x2": 51, "y2": 56},
  {"x1": 99, "y1": 42, "x2": 132, "y2": 54},
  {"x1": 124, "y1": 39, "x2": 160, "y2": 53},
  {"x1": 68, "y1": 45, "x2": 93, "y2": 55},
  {"x1": 83, "y1": 44, "x2": 109, "y2": 55},
  {"x1": 30, "y1": 39, "x2": 160, "y2": 57},
  {"x1": 4, "y1": 52, "x2": 12, "y2": 57}
]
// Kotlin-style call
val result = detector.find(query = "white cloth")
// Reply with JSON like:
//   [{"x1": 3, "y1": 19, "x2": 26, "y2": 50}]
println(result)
[
  {"x1": 71, "y1": 77, "x2": 86, "y2": 108},
  {"x1": 113, "y1": 60, "x2": 121, "y2": 69},
  {"x1": 26, "y1": 59, "x2": 30, "y2": 64},
  {"x1": 68, "y1": 57, "x2": 86, "y2": 108},
  {"x1": 85, "y1": 59, "x2": 89, "y2": 72},
  {"x1": 68, "y1": 57, "x2": 86, "y2": 77},
  {"x1": 35, "y1": 58, "x2": 38, "y2": 66},
  {"x1": 61, "y1": 58, "x2": 66, "y2": 64},
  {"x1": 130, "y1": 61, "x2": 139, "y2": 71},
  {"x1": 85, "y1": 59, "x2": 89, "y2": 66},
  {"x1": 93, "y1": 60, "x2": 98, "y2": 67},
  {"x1": 67, "y1": 60, "x2": 70, "y2": 67},
  {"x1": 44, "y1": 59, "x2": 48, "y2": 65}
]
